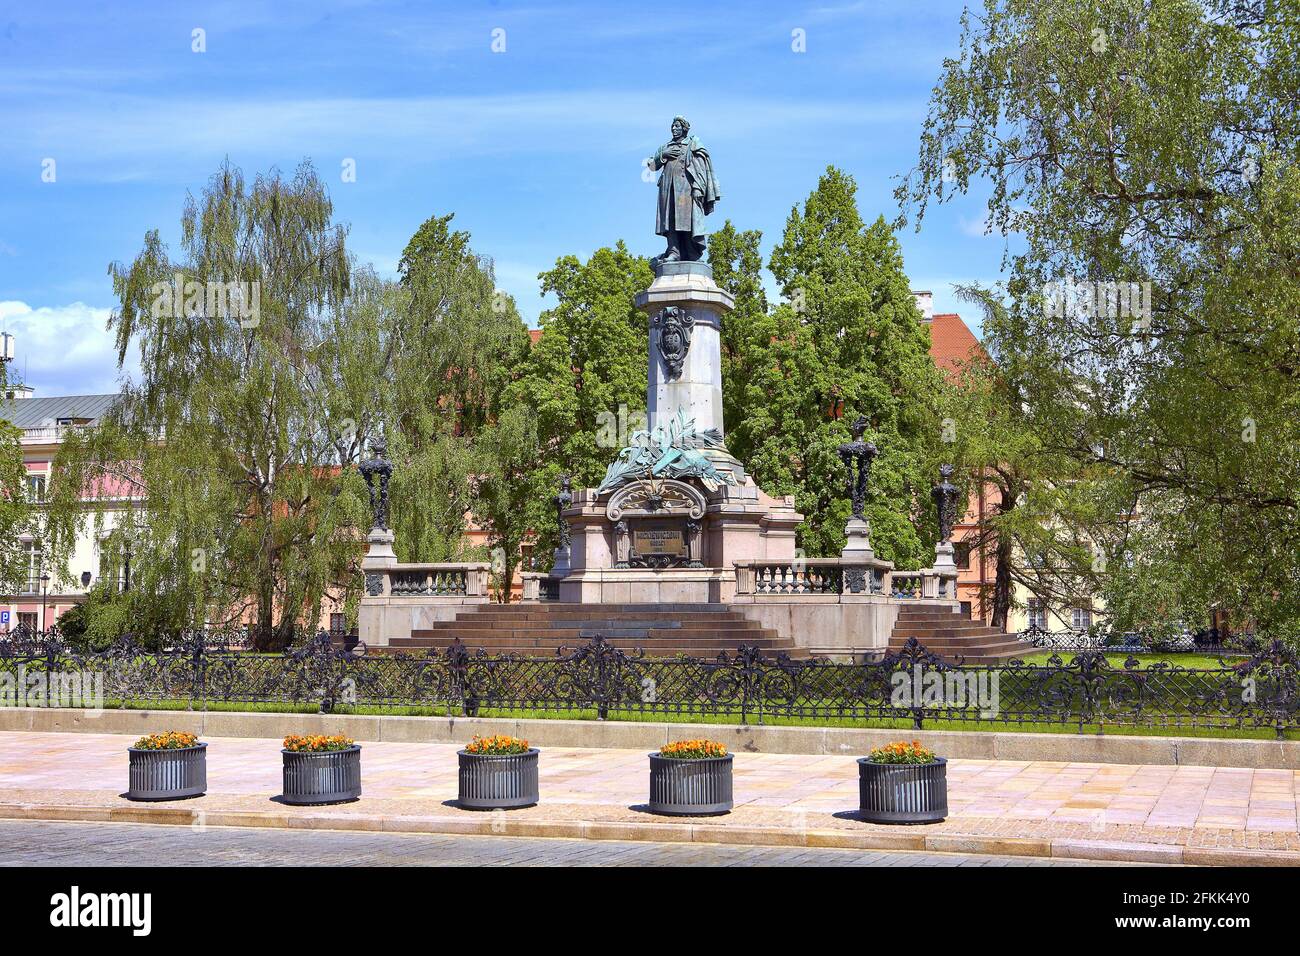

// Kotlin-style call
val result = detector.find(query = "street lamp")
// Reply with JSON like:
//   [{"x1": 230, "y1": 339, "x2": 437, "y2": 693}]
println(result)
[{"x1": 39, "y1": 573, "x2": 50, "y2": 633}]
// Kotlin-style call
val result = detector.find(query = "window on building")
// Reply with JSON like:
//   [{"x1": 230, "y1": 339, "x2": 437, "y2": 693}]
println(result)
[
  {"x1": 21, "y1": 541, "x2": 42, "y2": 594},
  {"x1": 1071, "y1": 606, "x2": 1093, "y2": 631},
  {"x1": 954, "y1": 540, "x2": 973, "y2": 570},
  {"x1": 17, "y1": 612, "x2": 37, "y2": 631},
  {"x1": 329, "y1": 613, "x2": 346, "y2": 635},
  {"x1": 26, "y1": 474, "x2": 46, "y2": 502},
  {"x1": 1027, "y1": 598, "x2": 1047, "y2": 629},
  {"x1": 959, "y1": 600, "x2": 973, "y2": 619}
]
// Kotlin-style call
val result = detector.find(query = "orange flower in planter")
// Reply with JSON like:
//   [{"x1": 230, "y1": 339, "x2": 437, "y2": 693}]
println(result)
[
  {"x1": 134, "y1": 731, "x2": 200, "y2": 750},
  {"x1": 867, "y1": 740, "x2": 937, "y2": 764},
  {"x1": 464, "y1": 734, "x2": 530, "y2": 755},
  {"x1": 659, "y1": 739, "x2": 728, "y2": 760},
  {"x1": 283, "y1": 734, "x2": 355, "y2": 753}
]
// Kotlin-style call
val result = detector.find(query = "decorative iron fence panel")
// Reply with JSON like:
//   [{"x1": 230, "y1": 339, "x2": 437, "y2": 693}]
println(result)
[{"x1": 2, "y1": 630, "x2": 1297, "y2": 738}]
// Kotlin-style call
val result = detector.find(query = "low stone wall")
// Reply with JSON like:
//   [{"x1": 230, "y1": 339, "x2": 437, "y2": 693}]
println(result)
[
  {"x1": 359, "y1": 562, "x2": 491, "y2": 647},
  {"x1": 729, "y1": 594, "x2": 906, "y2": 658},
  {"x1": 5, "y1": 708, "x2": 1297, "y2": 769}
]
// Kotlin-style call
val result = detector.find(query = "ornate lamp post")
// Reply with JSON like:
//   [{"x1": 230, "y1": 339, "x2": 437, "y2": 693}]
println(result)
[
  {"x1": 358, "y1": 436, "x2": 393, "y2": 532},
  {"x1": 933, "y1": 463, "x2": 959, "y2": 545},
  {"x1": 358, "y1": 434, "x2": 397, "y2": 598},
  {"x1": 931, "y1": 464, "x2": 960, "y2": 596},
  {"x1": 837, "y1": 414, "x2": 878, "y2": 562},
  {"x1": 39, "y1": 572, "x2": 50, "y2": 633},
  {"x1": 552, "y1": 473, "x2": 573, "y2": 576}
]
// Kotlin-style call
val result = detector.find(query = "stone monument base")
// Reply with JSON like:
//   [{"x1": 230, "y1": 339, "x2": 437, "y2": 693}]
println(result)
[
  {"x1": 558, "y1": 566, "x2": 735, "y2": 605},
  {"x1": 557, "y1": 477, "x2": 802, "y2": 605}
]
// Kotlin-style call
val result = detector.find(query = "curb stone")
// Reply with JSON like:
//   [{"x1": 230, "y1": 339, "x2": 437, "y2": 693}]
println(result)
[{"x1": 14, "y1": 800, "x2": 1300, "y2": 864}]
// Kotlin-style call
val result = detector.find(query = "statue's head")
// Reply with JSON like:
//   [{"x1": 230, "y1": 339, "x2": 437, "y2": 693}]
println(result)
[{"x1": 671, "y1": 116, "x2": 689, "y2": 139}]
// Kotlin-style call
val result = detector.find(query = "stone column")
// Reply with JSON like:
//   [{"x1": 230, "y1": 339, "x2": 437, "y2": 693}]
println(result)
[{"x1": 635, "y1": 261, "x2": 734, "y2": 437}]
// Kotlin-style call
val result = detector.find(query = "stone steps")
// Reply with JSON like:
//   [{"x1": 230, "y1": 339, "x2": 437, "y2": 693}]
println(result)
[
  {"x1": 420, "y1": 619, "x2": 766, "y2": 631},
  {"x1": 888, "y1": 607, "x2": 1034, "y2": 664},
  {"x1": 395, "y1": 630, "x2": 783, "y2": 647},
  {"x1": 389, "y1": 601, "x2": 805, "y2": 659}
]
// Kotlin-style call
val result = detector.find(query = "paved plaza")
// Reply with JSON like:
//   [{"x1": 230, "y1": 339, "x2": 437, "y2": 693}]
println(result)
[{"x1": 2, "y1": 731, "x2": 1299, "y2": 864}]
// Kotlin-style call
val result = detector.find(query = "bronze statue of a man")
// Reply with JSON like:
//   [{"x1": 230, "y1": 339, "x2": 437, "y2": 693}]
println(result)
[{"x1": 652, "y1": 116, "x2": 721, "y2": 262}]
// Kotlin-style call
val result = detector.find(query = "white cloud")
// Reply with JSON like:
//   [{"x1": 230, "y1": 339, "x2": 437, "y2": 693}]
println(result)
[{"x1": 0, "y1": 301, "x2": 131, "y2": 396}]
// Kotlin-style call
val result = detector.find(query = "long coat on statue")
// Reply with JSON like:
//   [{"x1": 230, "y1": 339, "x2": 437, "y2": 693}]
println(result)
[{"x1": 654, "y1": 135, "x2": 721, "y2": 244}]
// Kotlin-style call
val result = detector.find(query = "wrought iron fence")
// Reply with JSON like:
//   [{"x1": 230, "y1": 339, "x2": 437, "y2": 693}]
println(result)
[
  {"x1": 3, "y1": 628, "x2": 1299, "y2": 737},
  {"x1": 1021, "y1": 625, "x2": 1245, "y2": 656}
]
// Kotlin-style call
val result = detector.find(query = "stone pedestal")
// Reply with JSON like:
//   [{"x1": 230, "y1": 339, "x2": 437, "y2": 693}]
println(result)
[
  {"x1": 636, "y1": 261, "x2": 734, "y2": 439},
  {"x1": 551, "y1": 544, "x2": 571, "y2": 577},
  {"x1": 361, "y1": 527, "x2": 396, "y2": 568},
  {"x1": 841, "y1": 517, "x2": 875, "y2": 563},
  {"x1": 933, "y1": 540, "x2": 956, "y2": 572}
]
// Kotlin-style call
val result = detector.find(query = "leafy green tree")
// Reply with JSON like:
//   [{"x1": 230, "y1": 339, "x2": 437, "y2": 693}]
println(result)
[
  {"x1": 47, "y1": 160, "x2": 367, "y2": 649},
  {"x1": 385, "y1": 213, "x2": 531, "y2": 564},
  {"x1": 897, "y1": 0, "x2": 1300, "y2": 633},
  {"x1": 507, "y1": 244, "x2": 653, "y2": 561},
  {"x1": 707, "y1": 221, "x2": 769, "y2": 438},
  {"x1": 938, "y1": 286, "x2": 1109, "y2": 629},
  {"x1": 728, "y1": 167, "x2": 944, "y2": 562},
  {"x1": 470, "y1": 405, "x2": 544, "y2": 599}
]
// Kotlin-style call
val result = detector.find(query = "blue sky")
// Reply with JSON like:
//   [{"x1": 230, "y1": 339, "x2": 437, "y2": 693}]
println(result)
[{"x1": 0, "y1": 0, "x2": 1004, "y2": 396}]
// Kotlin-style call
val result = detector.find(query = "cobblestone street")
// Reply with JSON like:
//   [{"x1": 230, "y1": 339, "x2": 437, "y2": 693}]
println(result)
[{"x1": 0, "y1": 820, "x2": 1109, "y2": 867}]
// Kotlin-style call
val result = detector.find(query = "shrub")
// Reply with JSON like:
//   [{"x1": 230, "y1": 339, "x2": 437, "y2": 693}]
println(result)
[
  {"x1": 133, "y1": 731, "x2": 200, "y2": 750},
  {"x1": 867, "y1": 740, "x2": 937, "y2": 764},
  {"x1": 464, "y1": 734, "x2": 530, "y2": 755},
  {"x1": 283, "y1": 734, "x2": 354, "y2": 753},
  {"x1": 659, "y1": 739, "x2": 728, "y2": 760}
]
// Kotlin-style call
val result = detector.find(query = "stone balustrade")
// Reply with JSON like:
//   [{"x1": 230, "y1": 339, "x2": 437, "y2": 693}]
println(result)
[
  {"x1": 734, "y1": 556, "x2": 893, "y2": 598},
  {"x1": 740, "y1": 558, "x2": 844, "y2": 595},
  {"x1": 520, "y1": 571, "x2": 562, "y2": 602},
  {"x1": 889, "y1": 570, "x2": 924, "y2": 599},
  {"x1": 887, "y1": 568, "x2": 959, "y2": 601},
  {"x1": 365, "y1": 563, "x2": 490, "y2": 600}
]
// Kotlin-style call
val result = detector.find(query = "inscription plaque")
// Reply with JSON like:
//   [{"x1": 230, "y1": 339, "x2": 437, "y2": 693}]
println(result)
[{"x1": 634, "y1": 526, "x2": 687, "y2": 556}]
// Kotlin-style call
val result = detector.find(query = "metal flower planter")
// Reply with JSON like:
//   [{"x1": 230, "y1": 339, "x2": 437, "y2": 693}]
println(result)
[
  {"x1": 857, "y1": 757, "x2": 947, "y2": 824},
  {"x1": 647, "y1": 753, "x2": 733, "y2": 816},
  {"x1": 281, "y1": 745, "x2": 362, "y2": 805},
  {"x1": 126, "y1": 743, "x2": 208, "y2": 801},
  {"x1": 457, "y1": 748, "x2": 540, "y2": 809}
]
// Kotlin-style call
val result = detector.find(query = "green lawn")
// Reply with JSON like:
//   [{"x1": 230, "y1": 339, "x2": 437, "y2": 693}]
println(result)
[
  {"x1": 93, "y1": 698, "x2": 1297, "y2": 741},
  {"x1": 1014, "y1": 650, "x2": 1241, "y2": 669}
]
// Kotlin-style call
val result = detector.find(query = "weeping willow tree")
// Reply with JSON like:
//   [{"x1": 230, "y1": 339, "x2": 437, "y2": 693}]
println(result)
[
  {"x1": 45, "y1": 162, "x2": 537, "y2": 640},
  {"x1": 47, "y1": 161, "x2": 369, "y2": 649}
]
